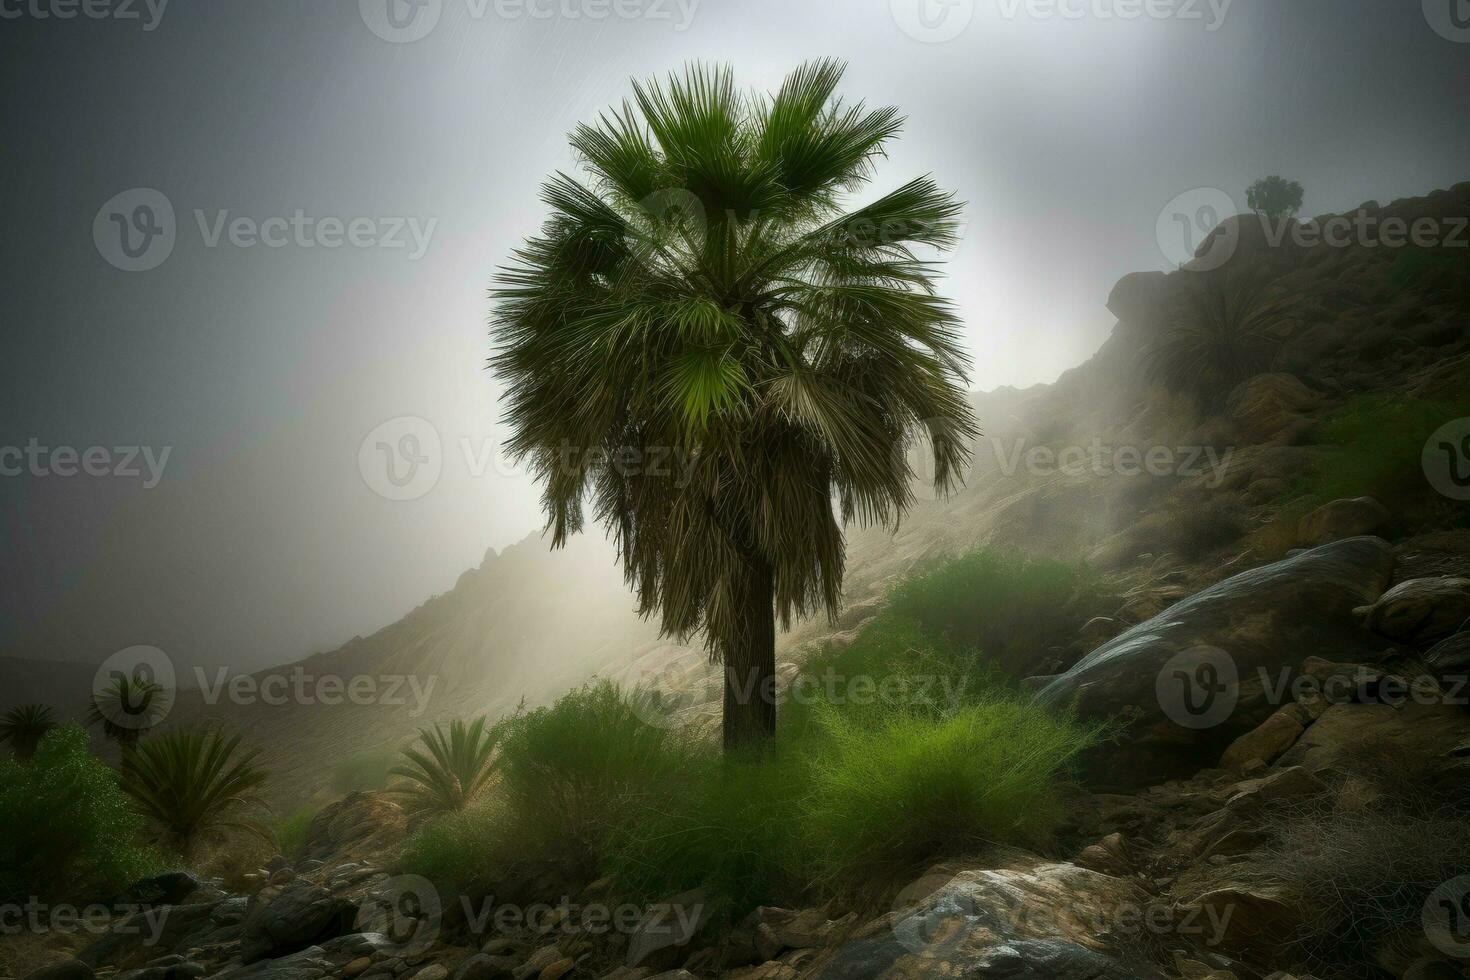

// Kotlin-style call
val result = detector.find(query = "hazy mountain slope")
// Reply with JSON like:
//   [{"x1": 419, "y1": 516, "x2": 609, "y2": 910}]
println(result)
[{"x1": 15, "y1": 182, "x2": 1470, "y2": 812}]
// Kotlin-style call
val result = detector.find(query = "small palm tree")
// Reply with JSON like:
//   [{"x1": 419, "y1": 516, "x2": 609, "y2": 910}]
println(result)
[
  {"x1": 1141, "y1": 261, "x2": 1287, "y2": 410},
  {"x1": 390, "y1": 716, "x2": 501, "y2": 816},
  {"x1": 0, "y1": 704, "x2": 57, "y2": 761},
  {"x1": 492, "y1": 60, "x2": 978, "y2": 749},
  {"x1": 118, "y1": 728, "x2": 271, "y2": 859},
  {"x1": 88, "y1": 671, "x2": 171, "y2": 748}
]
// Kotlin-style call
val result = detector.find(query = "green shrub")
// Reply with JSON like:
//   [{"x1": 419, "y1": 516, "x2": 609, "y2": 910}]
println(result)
[
  {"x1": 332, "y1": 747, "x2": 397, "y2": 795},
  {"x1": 880, "y1": 550, "x2": 1109, "y2": 675},
  {"x1": 605, "y1": 744, "x2": 810, "y2": 918},
  {"x1": 400, "y1": 682, "x2": 689, "y2": 892},
  {"x1": 796, "y1": 699, "x2": 1101, "y2": 889},
  {"x1": 0, "y1": 726, "x2": 163, "y2": 904},
  {"x1": 402, "y1": 557, "x2": 1108, "y2": 919},
  {"x1": 1285, "y1": 390, "x2": 1470, "y2": 526},
  {"x1": 273, "y1": 805, "x2": 318, "y2": 859}
]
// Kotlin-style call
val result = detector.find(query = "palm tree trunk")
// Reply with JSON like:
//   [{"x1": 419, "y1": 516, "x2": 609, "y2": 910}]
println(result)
[{"x1": 722, "y1": 558, "x2": 776, "y2": 751}]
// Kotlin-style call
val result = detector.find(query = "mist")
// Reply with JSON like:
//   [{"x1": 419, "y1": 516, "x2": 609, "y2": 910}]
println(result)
[{"x1": 2, "y1": 0, "x2": 1467, "y2": 673}]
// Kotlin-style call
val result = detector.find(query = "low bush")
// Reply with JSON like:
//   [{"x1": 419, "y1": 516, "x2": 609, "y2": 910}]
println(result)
[
  {"x1": 604, "y1": 744, "x2": 810, "y2": 918},
  {"x1": 0, "y1": 726, "x2": 163, "y2": 904},
  {"x1": 877, "y1": 550, "x2": 1110, "y2": 676},
  {"x1": 402, "y1": 554, "x2": 1107, "y2": 920},
  {"x1": 273, "y1": 805, "x2": 318, "y2": 859},
  {"x1": 1283, "y1": 390, "x2": 1470, "y2": 527},
  {"x1": 401, "y1": 681, "x2": 690, "y2": 893},
  {"x1": 796, "y1": 699, "x2": 1101, "y2": 889}
]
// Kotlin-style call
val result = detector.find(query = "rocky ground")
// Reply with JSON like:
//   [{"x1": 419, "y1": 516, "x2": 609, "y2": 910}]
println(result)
[{"x1": 15, "y1": 520, "x2": 1470, "y2": 980}]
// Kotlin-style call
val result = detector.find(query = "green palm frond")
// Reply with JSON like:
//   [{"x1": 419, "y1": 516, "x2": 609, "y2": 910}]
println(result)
[
  {"x1": 0, "y1": 704, "x2": 57, "y2": 761},
  {"x1": 118, "y1": 728, "x2": 271, "y2": 859},
  {"x1": 491, "y1": 61, "x2": 978, "y2": 743},
  {"x1": 389, "y1": 716, "x2": 502, "y2": 817}
]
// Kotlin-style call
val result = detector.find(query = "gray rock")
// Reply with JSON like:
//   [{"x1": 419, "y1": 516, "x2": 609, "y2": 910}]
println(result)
[
  {"x1": 625, "y1": 889, "x2": 710, "y2": 968},
  {"x1": 112, "y1": 871, "x2": 204, "y2": 908},
  {"x1": 1427, "y1": 631, "x2": 1470, "y2": 688},
  {"x1": 814, "y1": 858, "x2": 1158, "y2": 979},
  {"x1": 1036, "y1": 537, "x2": 1396, "y2": 786},
  {"x1": 212, "y1": 946, "x2": 337, "y2": 980},
  {"x1": 21, "y1": 961, "x2": 95, "y2": 980},
  {"x1": 452, "y1": 955, "x2": 515, "y2": 980},
  {"x1": 1361, "y1": 577, "x2": 1470, "y2": 644},
  {"x1": 239, "y1": 882, "x2": 356, "y2": 964}
]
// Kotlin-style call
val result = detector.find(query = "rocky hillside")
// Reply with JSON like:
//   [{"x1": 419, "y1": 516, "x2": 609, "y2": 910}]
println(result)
[
  {"x1": 12, "y1": 181, "x2": 1470, "y2": 980},
  {"x1": 133, "y1": 182, "x2": 1470, "y2": 811}
]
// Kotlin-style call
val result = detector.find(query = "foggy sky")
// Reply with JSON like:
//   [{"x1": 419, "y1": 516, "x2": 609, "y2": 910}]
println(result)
[{"x1": 2, "y1": 0, "x2": 1467, "y2": 671}]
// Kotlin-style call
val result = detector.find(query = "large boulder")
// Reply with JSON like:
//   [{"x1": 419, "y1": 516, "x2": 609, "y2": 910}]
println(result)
[
  {"x1": 1360, "y1": 577, "x2": 1470, "y2": 645},
  {"x1": 1426, "y1": 631, "x2": 1470, "y2": 684},
  {"x1": 297, "y1": 792, "x2": 408, "y2": 867},
  {"x1": 1035, "y1": 537, "x2": 1396, "y2": 786},
  {"x1": 812, "y1": 857, "x2": 1158, "y2": 979},
  {"x1": 1296, "y1": 496, "x2": 1390, "y2": 547},
  {"x1": 1227, "y1": 373, "x2": 1324, "y2": 445},
  {"x1": 239, "y1": 882, "x2": 356, "y2": 964}
]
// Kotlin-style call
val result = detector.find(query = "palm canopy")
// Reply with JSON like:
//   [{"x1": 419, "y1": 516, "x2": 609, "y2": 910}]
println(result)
[
  {"x1": 492, "y1": 60, "x2": 978, "y2": 745},
  {"x1": 118, "y1": 728, "x2": 270, "y2": 858},
  {"x1": 389, "y1": 716, "x2": 502, "y2": 816}
]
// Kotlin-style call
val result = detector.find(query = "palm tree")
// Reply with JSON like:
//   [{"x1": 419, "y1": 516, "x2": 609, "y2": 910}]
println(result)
[
  {"x1": 0, "y1": 704, "x2": 57, "y2": 761},
  {"x1": 492, "y1": 61, "x2": 978, "y2": 749},
  {"x1": 390, "y1": 716, "x2": 501, "y2": 816},
  {"x1": 118, "y1": 728, "x2": 270, "y2": 859},
  {"x1": 88, "y1": 671, "x2": 171, "y2": 748},
  {"x1": 1141, "y1": 260, "x2": 1287, "y2": 410}
]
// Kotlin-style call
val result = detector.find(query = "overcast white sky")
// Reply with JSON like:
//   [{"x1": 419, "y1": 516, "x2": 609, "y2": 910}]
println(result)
[{"x1": 2, "y1": 0, "x2": 1468, "y2": 669}]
